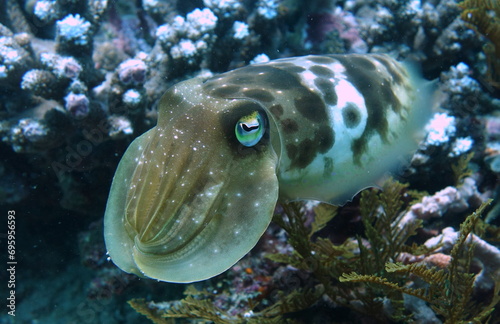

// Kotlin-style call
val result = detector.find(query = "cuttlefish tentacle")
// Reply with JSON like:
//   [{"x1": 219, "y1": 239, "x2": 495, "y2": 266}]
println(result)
[{"x1": 104, "y1": 54, "x2": 435, "y2": 283}]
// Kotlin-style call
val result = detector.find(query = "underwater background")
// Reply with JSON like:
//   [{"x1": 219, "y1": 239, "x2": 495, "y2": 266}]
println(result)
[{"x1": 0, "y1": 0, "x2": 499, "y2": 323}]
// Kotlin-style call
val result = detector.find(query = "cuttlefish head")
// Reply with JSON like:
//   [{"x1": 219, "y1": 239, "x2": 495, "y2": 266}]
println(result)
[{"x1": 104, "y1": 78, "x2": 279, "y2": 282}]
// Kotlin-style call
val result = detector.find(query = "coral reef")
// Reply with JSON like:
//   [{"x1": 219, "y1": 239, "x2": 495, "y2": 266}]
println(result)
[
  {"x1": 459, "y1": 0, "x2": 500, "y2": 89},
  {"x1": 399, "y1": 176, "x2": 483, "y2": 225},
  {"x1": 0, "y1": 0, "x2": 498, "y2": 323}
]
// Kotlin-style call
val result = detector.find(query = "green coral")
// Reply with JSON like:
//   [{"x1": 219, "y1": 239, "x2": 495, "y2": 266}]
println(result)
[
  {"x1": 478, "y1": 218, "x2": 500, "y2": 242},
  {"x1": 129, "y1": 284, "x2": 321, "y2": 323},
  {"x1": 129, "y1": 180, "x2": 498, "y2": 323},
  {"x1": 341, "y1": 200, "x2": 497, "y2": 323},
  {"x1": 451, "y1": 152, "x2": 474, "y2": 186}
]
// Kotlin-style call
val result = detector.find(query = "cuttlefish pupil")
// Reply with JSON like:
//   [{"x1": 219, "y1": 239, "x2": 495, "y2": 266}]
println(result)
[
  {"x1": 242, "y1": 123, "x2": 258, "y2": 132},
  {"x1": 235, "y1": 111, "x2": 265, "y2": 147},
  {"x1": 104, "y1": 54, "x2": 436, "y2": 283}
]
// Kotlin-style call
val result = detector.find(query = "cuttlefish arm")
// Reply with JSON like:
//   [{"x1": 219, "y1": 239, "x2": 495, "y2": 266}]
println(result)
[{"x1": 105, "y1": 54, "x2": 434, "y2": 283}]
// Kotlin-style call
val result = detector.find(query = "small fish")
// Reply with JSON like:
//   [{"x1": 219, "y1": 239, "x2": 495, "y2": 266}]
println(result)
[{"x1": 104, "y1": 54, "x2": 434, "y2": 282}]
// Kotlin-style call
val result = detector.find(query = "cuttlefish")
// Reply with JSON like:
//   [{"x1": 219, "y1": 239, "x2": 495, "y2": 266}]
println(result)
[{"x1": 104, "y1": 54, "x2": 434, "y2": 282}]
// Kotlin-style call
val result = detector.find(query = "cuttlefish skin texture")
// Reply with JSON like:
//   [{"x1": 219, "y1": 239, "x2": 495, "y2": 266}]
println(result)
[{"x1": 104, "y1": 54, "x2": 434, "y2": 283}]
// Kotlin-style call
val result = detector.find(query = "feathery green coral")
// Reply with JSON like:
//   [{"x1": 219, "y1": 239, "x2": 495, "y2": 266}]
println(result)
[
  {"x1": 270, "y1": 180, "x2": 425, "y2": 321},
  {"x1": 128, "y1": 299, "x2": 173, "y2": 324},
  {"x1": 129, "y1": 180, "x2": 498, "y2": 323},
  {"x1": 451, "y1": 152, "x2": 474, "y2": 186},
  {"x1": 340, "y1": 199, "x2": 498, "y2": 324},
  {"x1": 129, "y1": 284, "x2": 322, "y2": 323}
]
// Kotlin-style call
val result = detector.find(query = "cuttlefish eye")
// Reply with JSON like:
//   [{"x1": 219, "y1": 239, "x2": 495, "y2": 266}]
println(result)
[{"x1": 235, "y1": 111, "x2": 264, "y2": 147}]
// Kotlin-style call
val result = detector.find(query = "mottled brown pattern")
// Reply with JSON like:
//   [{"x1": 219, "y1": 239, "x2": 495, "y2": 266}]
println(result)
[
  {"x1": 307, "y1": 56, "x2": 336, "y2": 64},
  {"x1": 314, "y1": 78, "x2": 338, "y2": 105},
  {"x1": 323, "y1": 156, "x2": 334, "y2": 178},
  {"x1": 317, "y1": 125, "x2": 335, "y2": 153},
  {"x1": 332, "y1": 54, "x2": 406, "y2": 164},
  {"x1": 372, "y1": 54, "x2": 407, "y2": 85},
  {"x1": 342, "y1": 103, "x2": 361, "y2": 128},
  {"x1": 269, "y1": 104, "x2": 284, "y2": 118},
  {"x1": 209, "y1": 85, "x2": 241, "y2": 97},
  {"x1": 281, "y1": 118, "x2": 299, "y2": 133},
  {"x1": 242, "y1": 89, "x2": 275, "y2": 102},
  {"x1": 286, "y1": 139, "x2": 316, "y2": 169},
  {"x1": 285, "y1": 125, "x2": 335, "y2": 169},
  {"x1": 202, "y1": 59, "x2": 336, "y2": 170},
  {"x1": 293, "y1": 89, "x2": 328, "y2": 123},
  {"x1": 310, "y1": 65, "x2": 335, "y2": 77},
  {"x1": 272, "y1": 62, "x2": 307, "y2": 73},
  {"x1": 344, "y1": 55, "x2": 376, "y2": 71}
]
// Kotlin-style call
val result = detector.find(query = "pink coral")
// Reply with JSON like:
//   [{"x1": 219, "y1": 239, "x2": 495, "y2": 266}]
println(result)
[
  {"x1": 425, "y1": 227, "x2": 500, "y2": 291},
  {"x1": 306, "y1": 7, "x2": 366, "y2": 53},
  {"x1": 64, "y1": 92, "x2": 89, "y2": 118},
  {"x1": 117, "y1": 58, "x2": 147, "y2": 85},
  {"x1": 398, "y1": 177, "x2": 483, "y2": 230}
]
